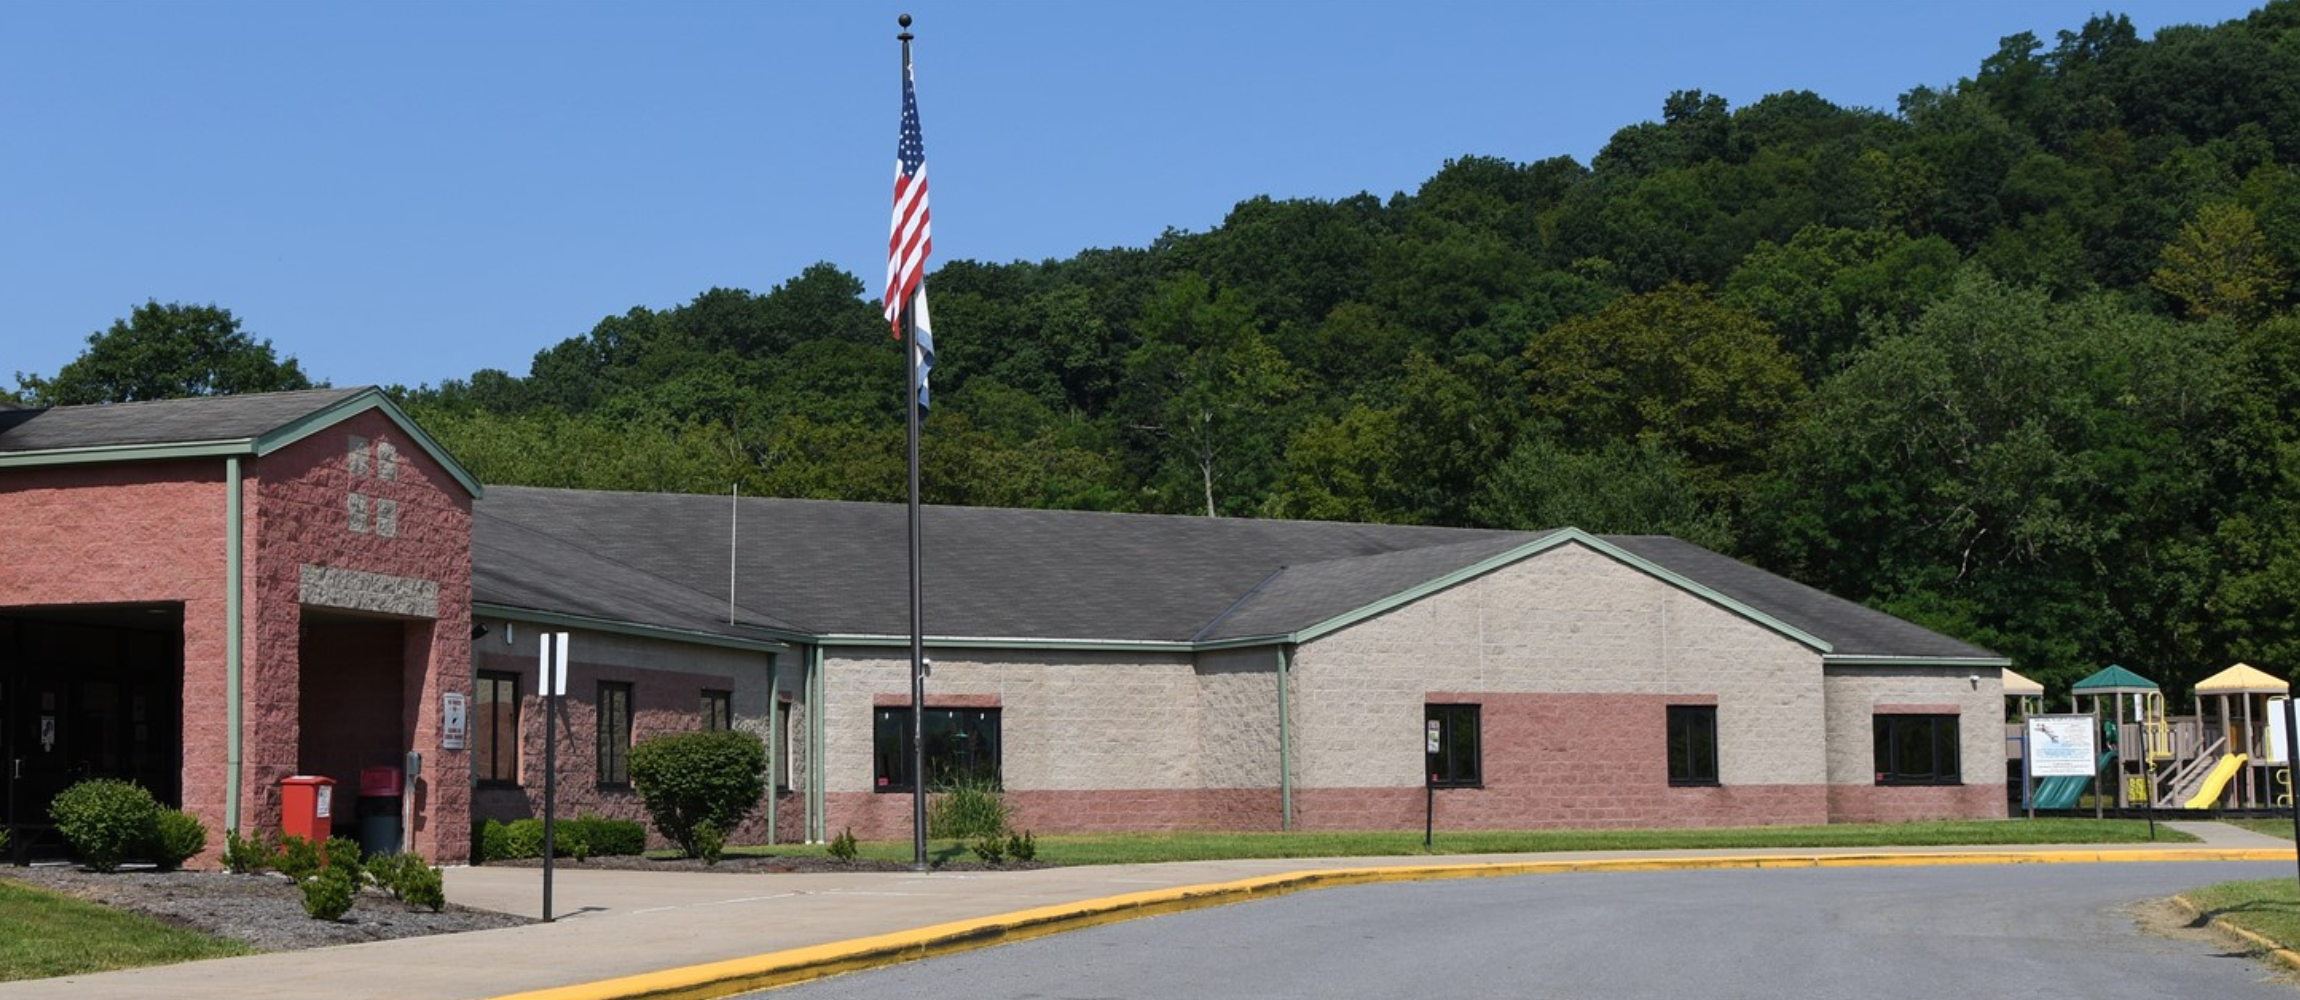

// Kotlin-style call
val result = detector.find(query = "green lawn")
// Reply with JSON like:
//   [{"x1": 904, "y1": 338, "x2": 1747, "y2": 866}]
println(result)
[
  {"x1": 2229, "y1": 818, "x2": 2299, "y2": 840},
  {"x1": 2183, "y1": 878, "x2": 2300, "y2": 954},
  {"x1": 722, "y1": 818, "x2": 2191, "y2": 866},
  {"x1": 0, "y1": 878, "x2": 253, "y2": 982}
]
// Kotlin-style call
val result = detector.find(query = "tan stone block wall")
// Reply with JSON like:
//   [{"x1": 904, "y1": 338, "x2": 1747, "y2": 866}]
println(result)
[
  {"x1": 1194, "y1": 647, "x2": 1281, "y2": 790},
  {"x1": 1290, "y1": 542, "x2": 1825, "y2": 792},
  {"x1": 822, "y1": 647, "x2": 1203, "y2": 796},
  {"x1": 1822, "y1": 664, "x2": 2006, "y2": 791}
]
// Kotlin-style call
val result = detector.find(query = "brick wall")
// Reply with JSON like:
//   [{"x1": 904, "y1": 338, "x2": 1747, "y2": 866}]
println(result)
[
  {"x1": 0, "y1": 460, "x2": 233, "y2": 852},
  {"x1": 468, "y1": 625, "x2": 787, "y2": 849}
]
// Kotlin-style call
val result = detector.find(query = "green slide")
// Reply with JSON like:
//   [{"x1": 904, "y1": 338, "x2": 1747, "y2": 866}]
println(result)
[{"x1": 2029, "y1": 752, "x2": 2114, "y2": 810}]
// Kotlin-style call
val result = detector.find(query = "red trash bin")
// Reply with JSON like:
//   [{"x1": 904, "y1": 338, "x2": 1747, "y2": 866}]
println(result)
[{"x1": 280, "y1": 775, "x2": 336, "y2": 844}]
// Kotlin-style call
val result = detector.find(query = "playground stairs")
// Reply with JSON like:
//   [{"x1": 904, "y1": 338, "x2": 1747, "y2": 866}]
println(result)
[{"x1": 2156, "y1": 736, "x2": 2233, "y2": 807}]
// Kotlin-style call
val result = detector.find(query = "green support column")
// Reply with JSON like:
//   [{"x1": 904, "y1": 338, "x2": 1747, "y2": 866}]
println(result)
[
  {"x1": 764, "y1": 651, "x2": 779, "y2": 844},
  {"x1": 225, "y1": 456, "x2": 245, "y2": 835},
  {"x1": 1277, "y1": 645, "x2": 1293, "y2": 832}
]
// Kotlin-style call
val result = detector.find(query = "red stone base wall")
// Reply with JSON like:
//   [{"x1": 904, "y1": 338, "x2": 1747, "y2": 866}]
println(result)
[
  {"x1": 1292, "y1": 783, "x2": 1829, "y2": 831},
  {"x1": 1827, "y1": 783, "x2": 2008, "y2": 824},
  {"x1": 825, "y1": 788, "x2": 1285, "y2": 840}
]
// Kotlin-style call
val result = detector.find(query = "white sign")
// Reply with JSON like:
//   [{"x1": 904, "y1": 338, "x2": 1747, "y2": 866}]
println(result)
[
  {"x1": 440, "y1": 692, "x2": 468, "y2": 751},
  {"x1": 539, "y1": 632, "x2": 569, "y2": 697},
  {"x1": 2027, "y1": 714, "x2": 2098, "y2": 777},
  {"x1": 2269, "y1": 697, "x2": 2291, "y2": 765},
  {"x1": 315, "y1": 784, "x2": 333, "y2": 820},
  {"x1": 1426, "y1": 718, "x2": 1442, "y2": 754}
]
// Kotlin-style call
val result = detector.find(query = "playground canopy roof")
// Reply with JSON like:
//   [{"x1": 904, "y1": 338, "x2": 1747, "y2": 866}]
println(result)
[
  {"x1": 2002, "y1": 668, "x2": 2045, "y2": 697},
  {"x1": 2072, "y1": 664, "x2": 2158, "y2": 693},
  {"x1": 2195, "y1": 662, "x2": 2289, "y2": 694}
]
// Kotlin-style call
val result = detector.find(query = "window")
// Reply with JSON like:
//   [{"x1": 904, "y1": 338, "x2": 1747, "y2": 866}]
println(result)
[
  {"x1": 701, "y1": 689, "x2": 732, "y2": 731},
  {"x1": 774, "y1": 698, "x2": 793, "y2": 792},
  {"x1": 1874, "y1": 714, "x2": 1961, "y2": 785},
  {"x1": 1667, "y1": 705, "x2": 1719, "y2": 786},
  {"x1": 1425, "y1": 704, "x2": 1481, "y2": 788},
  {"x1": 873, "y1": 707, "x2": 1000, "y2": 792},
  {"x1": 475, "y1": 671, "x2": 519, "y2": 785},
  {"x1": 597, "y1": 682, "x2": 634, "y2": 786}
]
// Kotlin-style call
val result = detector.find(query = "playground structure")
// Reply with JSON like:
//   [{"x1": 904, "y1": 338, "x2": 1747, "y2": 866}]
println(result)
[{"x1": 2009, "y1": 662, "x2": 2293, "y2": 812}]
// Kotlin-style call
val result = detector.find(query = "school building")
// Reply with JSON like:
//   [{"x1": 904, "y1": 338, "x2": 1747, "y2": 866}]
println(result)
[{"x1": 1, "y1": 388, "x2": 2010, "y2": 864}]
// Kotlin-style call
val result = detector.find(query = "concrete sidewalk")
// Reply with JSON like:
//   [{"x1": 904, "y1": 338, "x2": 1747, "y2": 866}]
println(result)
[{"x1": 2, "y1": 822, "x2": 2290, "y2": 1000}]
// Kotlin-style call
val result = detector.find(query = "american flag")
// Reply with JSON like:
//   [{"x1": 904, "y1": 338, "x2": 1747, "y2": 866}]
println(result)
[
  {"x1": 884, "y1": 60, "x2": 932, "y2": 331},
  {"x1": 885, "y1": 58, "x2": 934, "y2": 409}
]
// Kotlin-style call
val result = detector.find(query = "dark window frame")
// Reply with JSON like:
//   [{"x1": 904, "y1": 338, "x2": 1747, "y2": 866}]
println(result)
[
  {"x1": 1873, "y1": 713, "x2": 1962, "y2": 786},
  {"x1": 475, "y1": 670, "x2": 520, "y2": 787},
  {"x1": 1425, "y1": 703, "x2": 1482, "y2": 789},
  {"x1": 597, "y1": 681, "x2": 634, "y2": 788},
  {"x1": 701, "y1": 689, "x2": 732, "y2": 732},
  {"x1": 873, "y1": 706, "x2": 1001, "y2": 793},
  {"x1": 1667, "y1": 704, "x2": 1719, "y2": 786}
]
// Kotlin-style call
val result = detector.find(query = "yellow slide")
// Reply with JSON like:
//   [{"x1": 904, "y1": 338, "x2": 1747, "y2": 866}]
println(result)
[{"x1": 2183, "y1": 753, "x2": 2249, "y2": 809}]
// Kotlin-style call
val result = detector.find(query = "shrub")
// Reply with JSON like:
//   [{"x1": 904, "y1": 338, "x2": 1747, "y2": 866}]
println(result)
[
  {"x1": 368, "y1": 851, "x2": 446, "y2": 911},
  {"x1": 628, "y1": 730, "x2": 765, "y2": 859},
  {"x1": 478, "y1": 819, "x2": 513, "y2": 863},
  {"x1": 827, "y1": 828, "x2": 859, "y2": 863},
  {"x1": 399, "y1": 864, "x2": 445, "y2": 912},
  {"x1": 150, "y1": 809, "x2": 208, "y2": 871},
  {"x1": 501, "y1": 819, "x2": 544, "y2": 860},
  {"x1": 49, "y1": 779, "x2": 161, "y2": 872},
  {"x1": 224, "y1": 828, "x2": 275, "y2": 874},
  {"x1": 323, "y1": 836, "x2": 366, "y2": 884},
  {"x1": 567, "y1": 815, "x2": 647, "y2": 857},
  {"x1": 1007, "y1": 830, "x2": 1036, "y2": 862},
  {"x1": 276, "y1": 835, "x2": 324, "y2": 881},
  {"x1": 694, "y1": 821, "x2": 724, "y2": 866},
  {"x1": 970, "y1": 835, "x2": 1007, "y2": 865},
  {"x1": 927, "y1": 775, "x2": 1009, "y2": 843},
  {"x1": 300, "y1": 866, "x2": 356, "y2": 921}
]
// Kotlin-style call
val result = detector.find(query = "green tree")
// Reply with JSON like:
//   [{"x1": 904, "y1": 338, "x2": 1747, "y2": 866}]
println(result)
[
  {"x1": 20, "y1": 302, "x2": 314, "y2": 405},
  {"x1": 1473, "y1": 436, "x2": 1733, "y2": 549},
  {"x1": 2150, "y1": 202, "x2": 2288, "y2": 322},
  {"x1": 1121, "y1": 274, "x2": 1299, "y2": 516}
]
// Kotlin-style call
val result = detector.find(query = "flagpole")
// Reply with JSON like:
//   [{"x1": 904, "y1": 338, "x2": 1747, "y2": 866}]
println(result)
[{"x1": 899, "y1": 12, "x2": 929, "y2": 873}]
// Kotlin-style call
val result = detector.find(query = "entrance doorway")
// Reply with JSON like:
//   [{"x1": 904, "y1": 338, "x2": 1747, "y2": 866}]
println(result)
[{"x1": 1, "y1": 608, "x2": 183, "y2": 863}]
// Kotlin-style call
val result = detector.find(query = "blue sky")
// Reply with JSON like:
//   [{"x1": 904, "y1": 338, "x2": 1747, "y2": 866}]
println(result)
[{"x1": 1, "y1": 0, "x2": 2269, "y2": 392}]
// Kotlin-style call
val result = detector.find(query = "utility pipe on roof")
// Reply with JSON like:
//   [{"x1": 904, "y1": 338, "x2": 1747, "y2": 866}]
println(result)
[{"x1": 225, "y1": 456, "x2": 244, "y2": 834}]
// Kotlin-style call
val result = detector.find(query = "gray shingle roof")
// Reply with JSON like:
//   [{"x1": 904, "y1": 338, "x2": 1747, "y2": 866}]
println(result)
[
  {"x1": 473, "y1": 486, "x2": 2003, "y2": 662},
  {"x1": 0, "y1": 387, "x2": 367, "y2": 453},
  {"x1": 1599, "y1": 535, "x2": 2000, "y2": 660}
]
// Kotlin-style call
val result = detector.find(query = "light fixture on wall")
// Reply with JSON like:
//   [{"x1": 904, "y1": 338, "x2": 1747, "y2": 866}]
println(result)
[
  {"x1": 1969, "y1": 674, "x2": 1981, "y2": 689},
  {"x1": 471, "y1": 623, "x2": 491, "y2": 640}
]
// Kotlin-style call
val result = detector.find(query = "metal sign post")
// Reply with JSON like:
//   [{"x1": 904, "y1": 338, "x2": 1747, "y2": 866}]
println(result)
[
  {"x1": 1424, "y1": 718, "x2": 1440, "y2": 850},
  {"x1": 539, "y1": 632, "x2": 567, "y2": 922}
]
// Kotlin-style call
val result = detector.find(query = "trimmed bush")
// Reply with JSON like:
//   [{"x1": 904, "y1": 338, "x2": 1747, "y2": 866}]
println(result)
[
  {"x1": 49, "y1": 779, "x2": 161, "y2": 872},
  {"x1": 1007, "y1": 830, "x2": 1036, "y2": 862},
  {"x1": 276, "y1": 835, "x2": 324, "y2": 881},
  {"x1": 368, "y1": 851, "x2": 446, "y2": 911},
  {"x1": 970, "y1": 834, "x2": 1006, "y2": 865},
  {"x1": 323, "y1": 836, "x2": 366, "y2": 884},
  {"x1": 694, "y1": 821, "x2": 724, "y2": 866},
  {"x1": 628, "y1": 730, "x2": 765, "y2": 859},
  {"x1": 478, "y1": 816, "x2": 647, "y2": 862},
  {"x1": 567, "y1": 815, "x2": 647, "y2": 857},
  {"x1": 300, "y1": 866, "x2": 356, "y2": 921},
  {"x1": 150, "y1": 809, "x2": 208, "y2": 871},
  {"x1": 224, "y1": 828, "x2": 275, "y2": 874}
]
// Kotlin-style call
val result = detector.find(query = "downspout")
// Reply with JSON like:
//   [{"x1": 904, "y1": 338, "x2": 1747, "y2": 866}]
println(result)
[
  {"x1": 808, "y1": 645, "x2": 827, "y2": 842},
  {"x1": 1277, "y1": 644, "x2": 1293, "y2": 832},
  {"x1": 764, "y1": 652, "x2": 779, "y2": 844},
  {"x1": 224, "y1": 456, "x2": 245, "y2": 834}
]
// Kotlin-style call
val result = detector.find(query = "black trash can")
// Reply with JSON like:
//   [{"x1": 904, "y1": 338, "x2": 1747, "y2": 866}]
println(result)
[{"x1": 357, "y1": 766, "x2": 403, "y2": 856}]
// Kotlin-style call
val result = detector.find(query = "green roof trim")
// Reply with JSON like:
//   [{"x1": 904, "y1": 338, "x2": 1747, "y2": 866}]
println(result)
[
  {"x1": 1285, "y1": 528, "x2": 1833, "y2": 654},
  {"x1": 2071, "y1": 663, "x2": 2158, "y2": 691},
  {"x1": 474, "y1": 603, "x2": 792, "y2": 653},
  {"x1": 0, "y1": 439, "x2": 256, "y2": 468}
]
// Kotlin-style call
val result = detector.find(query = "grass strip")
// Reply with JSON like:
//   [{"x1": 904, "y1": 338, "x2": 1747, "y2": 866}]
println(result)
[
  {"x1": 0, "y1": 878, "x2": 253, "y2": 982},
  {"x1": 2183, "y1": 878, "x2": 2300, "y2": 954},
  {"x1": 713, "y1": 818, "x2": 2192, "y2": 866}
]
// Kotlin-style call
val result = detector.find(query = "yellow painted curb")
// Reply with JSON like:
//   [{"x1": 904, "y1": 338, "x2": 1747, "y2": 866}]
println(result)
[
  {"x1": 485, "y1": 848, "x2": 2297, "y2": 1000},
  {"x1": 2169, "y1": 892, "x2": 2300, "y2": 971}
]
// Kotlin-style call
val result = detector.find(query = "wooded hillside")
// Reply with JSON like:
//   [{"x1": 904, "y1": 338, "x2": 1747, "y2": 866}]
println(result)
[{"x1": 376, "y1": 3, "x2": 2300, "y2": 693}]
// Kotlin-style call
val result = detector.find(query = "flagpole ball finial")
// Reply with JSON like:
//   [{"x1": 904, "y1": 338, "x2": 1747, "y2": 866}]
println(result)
[{"x1": 899, "y1": 13, "x2": 912, "y2": 30}]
